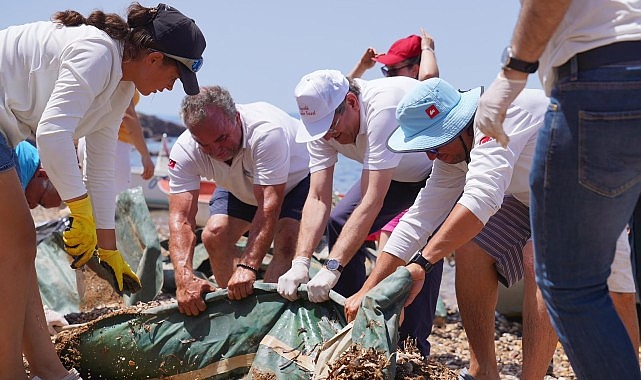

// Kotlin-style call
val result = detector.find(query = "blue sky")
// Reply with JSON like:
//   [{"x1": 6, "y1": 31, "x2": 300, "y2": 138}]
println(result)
[{"x1": 3, "y1": 1, "x2": 536, "y2": 121}]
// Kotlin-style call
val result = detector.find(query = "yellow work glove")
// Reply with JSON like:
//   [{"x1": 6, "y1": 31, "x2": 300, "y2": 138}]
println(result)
[
  {"x1": 96, "y1": 248, "x2": 142, "y2": 294},
  {"x1": 63, "y1": 196, "x2": 98, "y2": 269}
]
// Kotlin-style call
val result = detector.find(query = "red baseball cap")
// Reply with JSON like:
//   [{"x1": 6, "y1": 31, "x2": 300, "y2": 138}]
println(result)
[{"x1": 373, "y1": 35, "x2": 422, "y2": 66}]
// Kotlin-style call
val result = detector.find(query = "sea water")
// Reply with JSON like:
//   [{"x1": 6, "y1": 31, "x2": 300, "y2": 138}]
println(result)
[{"x1": 130, "y1": 136, "x2": 362, "y2": 195}]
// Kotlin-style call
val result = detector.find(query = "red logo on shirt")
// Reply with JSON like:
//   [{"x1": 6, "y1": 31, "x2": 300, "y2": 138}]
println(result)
[
  {"x1": 425, "y1": 105, "x2": 439, "y2": 119},
  {"x1": 168, "y1": 159, "x2": 176, "y2": 170},
  {"x1": 480, "y1": 136, "x2": 493, "y2": 145}
]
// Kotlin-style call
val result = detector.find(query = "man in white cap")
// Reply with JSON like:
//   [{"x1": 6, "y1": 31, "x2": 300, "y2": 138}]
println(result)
[
  {"x1": 360, "y1": 77, "x2": 635, "y2": 379},
  {"x1": 277, "y1": 69, "x2": 439, "y2": 357}
]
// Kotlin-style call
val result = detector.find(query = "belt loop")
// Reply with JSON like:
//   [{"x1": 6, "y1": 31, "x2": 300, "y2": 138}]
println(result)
[{"x1": 570, "y1": 55, "x2": 578, "y2": 81}]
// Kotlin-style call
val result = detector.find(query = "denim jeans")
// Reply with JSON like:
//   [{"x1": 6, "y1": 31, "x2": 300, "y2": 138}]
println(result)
[
  {"x1": 530, "y1": 61, "x2": 641, "y2": 379},
  {"x1": 0, "y1": 132, "x2": 16, "y2": 173}
]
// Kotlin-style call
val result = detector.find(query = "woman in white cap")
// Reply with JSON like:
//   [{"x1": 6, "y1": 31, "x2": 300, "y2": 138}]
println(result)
[{"x1": 0, "y1": 3, "x2": 205, "y2": 379}]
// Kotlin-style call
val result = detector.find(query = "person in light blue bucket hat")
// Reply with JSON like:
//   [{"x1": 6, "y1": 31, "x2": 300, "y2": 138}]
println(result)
[
  {"x1": 352, "y1": 77, "x2": 576, "y2": 379},
  {"x1": 388, "y1": 78, "x2": 481, "y2": 156}
]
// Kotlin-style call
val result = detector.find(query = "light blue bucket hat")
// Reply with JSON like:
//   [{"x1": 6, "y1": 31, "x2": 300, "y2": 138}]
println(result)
[{"x1": 387, "y1": 78, "x2": 482, "y2": 152}]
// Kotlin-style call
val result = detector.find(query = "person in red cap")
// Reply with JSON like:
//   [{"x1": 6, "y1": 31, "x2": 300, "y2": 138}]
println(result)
[
  {"x1": 348, "y1": 29, "x2": 439, "y2": 81},
  {"x1": 348, "y1": 29, "x2": 440, "y2": 254}
]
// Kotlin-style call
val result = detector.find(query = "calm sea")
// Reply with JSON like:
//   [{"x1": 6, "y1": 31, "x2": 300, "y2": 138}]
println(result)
[{"x1": 131, "y1": 127, "x2": 362, "y2": 194}]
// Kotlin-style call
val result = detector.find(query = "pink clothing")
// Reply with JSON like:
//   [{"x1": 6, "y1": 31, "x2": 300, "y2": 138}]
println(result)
[
  {"x1": 381, "y1": 210, "x2": 408, "y2": 233},
  {"x1": 366, "y1": 209, "x2": 408, "y2": 241}
]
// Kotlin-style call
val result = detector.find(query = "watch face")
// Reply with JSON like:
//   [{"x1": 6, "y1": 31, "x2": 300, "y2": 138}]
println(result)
[
  {"x1": 501, "y1": 46, "x2": 510, "y2": 66},
  {"x1": 326, "y1": 259, "x2": 341, "y2": 271}
]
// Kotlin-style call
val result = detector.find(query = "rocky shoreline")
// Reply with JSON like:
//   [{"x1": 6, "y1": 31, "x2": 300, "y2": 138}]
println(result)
[{"x1": 30, "y1": 205, "x2": 580, "y2": 379}]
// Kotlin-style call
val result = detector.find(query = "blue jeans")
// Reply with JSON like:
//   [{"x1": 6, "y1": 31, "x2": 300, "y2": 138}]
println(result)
[
  {"x1": 0, "y1": 132, "x2": 17, "y2": 173},
  {"x1": 328, "y1": 177, "x2": 444, "y2": 357},
  {"x1": 530, "y1": 61, "x2": 641, "y2": 379}
]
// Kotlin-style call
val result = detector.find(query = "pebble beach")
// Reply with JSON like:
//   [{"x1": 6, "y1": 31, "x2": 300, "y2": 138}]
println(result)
[{"x1": 30, "y1": 204, "x2": 584, "y2": 379}]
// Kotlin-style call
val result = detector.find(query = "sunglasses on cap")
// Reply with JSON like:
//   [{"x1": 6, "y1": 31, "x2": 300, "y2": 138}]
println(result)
[{"x1": 154, "y1": 50, "x2": 203, "y2": 73}]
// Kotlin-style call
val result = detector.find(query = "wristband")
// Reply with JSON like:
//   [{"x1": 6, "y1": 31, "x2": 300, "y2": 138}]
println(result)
[
  {"x1": 237, "y1": 263, "x2": 259, "y2": 275},
  {"x1": 422, "y1": 47, "x2": 434, "y2": 53}
]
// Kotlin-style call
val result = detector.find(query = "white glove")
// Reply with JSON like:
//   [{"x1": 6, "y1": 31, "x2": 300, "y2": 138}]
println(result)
[
  {"x1": 277, "y1": 257, "x2": 310, "y2": 301},
  {"x1": 43, "y1": 305, "x2": 69, "y2": 335},
  {"x1": 474, "y1": 71, "x2": 527, "y2": 148},
  {"x1": 307, "y1": 267, "x2": 341, "y2": 303}
]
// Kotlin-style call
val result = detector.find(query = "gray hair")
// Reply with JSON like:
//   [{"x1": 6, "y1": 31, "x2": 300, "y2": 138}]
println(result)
[{"x1": 180, "y1": 86, "x2": 237, "y2": 127}]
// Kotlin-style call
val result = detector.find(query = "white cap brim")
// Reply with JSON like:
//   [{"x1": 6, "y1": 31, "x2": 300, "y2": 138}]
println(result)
[{"x1": 295, "y1": 111, "x2": 335, "y2": 143}]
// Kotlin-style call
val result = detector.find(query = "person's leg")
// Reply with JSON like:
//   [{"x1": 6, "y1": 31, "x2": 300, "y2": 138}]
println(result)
[
  {"x1": 608, "y1": 228, "x2": 640, "y2": 350},
  {"x1": 399, "y1": 258, "x2": 443, "y2": 357},
  {"x1": 521, "y1": 240, "x2": 558, "y2": 380},
  {"x1": 265, "y1": 217, "x2": 298, "y2": 283},
  {"x1": 611, "y1": 291, "x2": 640, "y2": 350},
  {"x1": 22, "y1": 271, "x2": 71, "y2": 379},
  {"x1": 202, "y1": 188, "x2": 252, "y2": 288},
  {"x1": 0, "y1": 164, "x2": 34, "y2": 379},
  {"x1": 530, "y1": 63, "x2": 641, "y2": 378},
  {"x1": 455, "y1": 241, "x2": 500, "y2": 380},
  {"x1": 265, "y1": 176, "x2": 309, "y2": 283}
]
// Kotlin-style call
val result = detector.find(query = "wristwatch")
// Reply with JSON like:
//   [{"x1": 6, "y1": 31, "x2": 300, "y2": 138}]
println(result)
[
  {"x1": 501, "y1": 46, "x2": 539, "y2": 74},
  {"x1": 325, "y1": 258, "x2": 344, "y2": 272},
  {"x1": 407, "y1": 252, "x2": 434, "y2": 274}
]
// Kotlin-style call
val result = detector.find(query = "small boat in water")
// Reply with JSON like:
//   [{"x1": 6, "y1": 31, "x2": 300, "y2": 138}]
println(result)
[{"x1": 131, "y1": 133, "x2": 214, "y2": 227}]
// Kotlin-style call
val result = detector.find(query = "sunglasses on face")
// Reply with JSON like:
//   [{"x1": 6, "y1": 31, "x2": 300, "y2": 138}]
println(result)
[
  {"x1": 381, "y1": 61, "x2": 414, "y2": 77},
  {"x1": 155, "y1": 50, "x2": 203, "y2": 73}
]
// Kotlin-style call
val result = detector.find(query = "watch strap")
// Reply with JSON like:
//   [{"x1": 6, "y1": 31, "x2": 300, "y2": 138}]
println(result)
[
  {"x1": 502, "y1": 46, "x2": 539, "y2": 74},
  {"x1": 407, "y1": 252, "x2": 434, "y2": 274}
]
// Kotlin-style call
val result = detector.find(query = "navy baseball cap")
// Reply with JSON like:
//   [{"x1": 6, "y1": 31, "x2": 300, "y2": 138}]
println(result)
[{"x1": 148, "y1": 4, "x2": 206, "y2": 95}]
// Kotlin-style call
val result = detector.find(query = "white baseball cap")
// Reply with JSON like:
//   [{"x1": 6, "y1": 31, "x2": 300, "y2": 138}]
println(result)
[{"x1": 294, "y1": 69, "x2": 349, "y2": 142}]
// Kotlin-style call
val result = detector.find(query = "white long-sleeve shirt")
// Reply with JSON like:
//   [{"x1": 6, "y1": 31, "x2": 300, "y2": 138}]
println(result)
[
  {"x1": 0, "y1": 21, "x2": 133, "y2": 228},
  {"x1": 384, "y1": 89, "x2": 549, "y2": 261}
]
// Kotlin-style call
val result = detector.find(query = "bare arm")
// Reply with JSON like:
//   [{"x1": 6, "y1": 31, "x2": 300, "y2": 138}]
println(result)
[
  {"x1": 347, "y1": 47, "x2": 378, "y2": 79},
  {"x1": 240, "y1": 183, "x2": 286, "y2": 269},
  {"x1": 422, "y1": 204, "x2": 484, "y2": 264},
  {"x1": 418, "y1": 28, "x2": 439, "y2": 81},
  {"x1": 169, "y1": 190, "x2": 216, "y2": 315},
  {"x1": 328, "y1": 168, "x2": 394, "y2": 264},
  {"x1": 295, "y1": 167, "x2": 335, "y2": 259},
  {"x1": 504, "y1": 0, "x2": 572, "y2": 81},
  {"x1": 344, "y1": 251, "x2": 405, "y2": 321},
  {"x1": 121, "y1": 100, "x2": 155, "y2": 180},
  {"x1": 226, "y1": 182, "x2": 286, "y2": 300}
]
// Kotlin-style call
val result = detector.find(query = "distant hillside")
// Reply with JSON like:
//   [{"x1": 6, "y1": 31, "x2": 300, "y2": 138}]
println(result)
[{"x1": 138, "y1": 112, "x2": 185, "y2": 140}]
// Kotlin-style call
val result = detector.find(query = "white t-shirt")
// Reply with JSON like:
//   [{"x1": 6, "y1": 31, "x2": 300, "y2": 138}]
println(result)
[
  {"x1": 307, "y1": 76, "x2": 432, "y2": 183},
  {"x1": 0, "y1": 21, "x2": 133, "y2": 228},
  {"x1": 169, "y1": 102, "x2": 310, "y2": 206},
  {"x1": 538, "y1": 0, "x2": 641, "y2": 94},
  {"x1": 385, "y1": 89, "x2": 549, "y2": 261}
]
